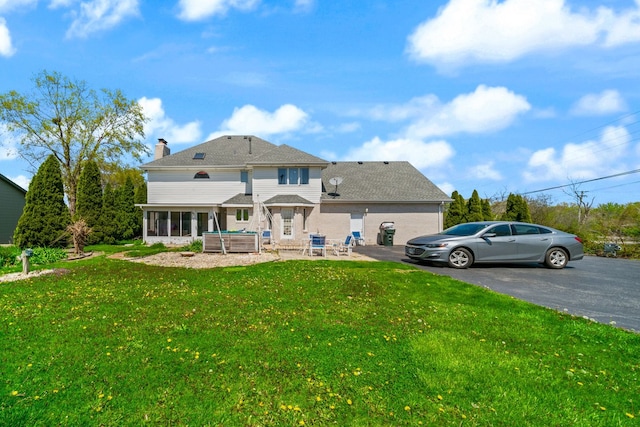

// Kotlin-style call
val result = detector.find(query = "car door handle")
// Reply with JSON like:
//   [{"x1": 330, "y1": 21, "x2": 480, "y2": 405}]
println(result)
[{"x1": 508, "y1": 239, "x2": 516, "y2": 242}]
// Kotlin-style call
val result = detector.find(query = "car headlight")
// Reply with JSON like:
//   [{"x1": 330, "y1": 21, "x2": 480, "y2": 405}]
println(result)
[{"x1": 424, "y1": 243, "x2": 448, "y2": 248}]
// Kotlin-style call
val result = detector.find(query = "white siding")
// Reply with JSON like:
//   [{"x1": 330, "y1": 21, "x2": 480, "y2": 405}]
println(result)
[
  {"x1": 252, "y1": 167, "x2": 323, "y2": 203},
  {"x1": 147, "y1": 170, "x2": 247, "y2": 204}
]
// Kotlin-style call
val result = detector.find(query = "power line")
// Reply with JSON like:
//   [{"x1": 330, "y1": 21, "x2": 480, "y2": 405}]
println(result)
[{"x1": 521, "y1": 168, "x2": 640, "y2": 195}]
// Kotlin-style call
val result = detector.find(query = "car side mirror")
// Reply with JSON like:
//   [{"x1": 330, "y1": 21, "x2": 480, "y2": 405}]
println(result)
[{"x1": 483, "y1": 232, "x2": 497, "y2": 238}]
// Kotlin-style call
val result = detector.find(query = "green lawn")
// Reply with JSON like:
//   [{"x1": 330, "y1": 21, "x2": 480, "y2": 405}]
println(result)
[{"x1": 1, "y1": 255, "x2": 638, "y2": 426}]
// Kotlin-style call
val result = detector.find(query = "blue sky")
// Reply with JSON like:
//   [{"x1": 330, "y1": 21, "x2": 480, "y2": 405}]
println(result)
[{"x1": 1, "y1": 0, "x2": 640, "y2": 205}]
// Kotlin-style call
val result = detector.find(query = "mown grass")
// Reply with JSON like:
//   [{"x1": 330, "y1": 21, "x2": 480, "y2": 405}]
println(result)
[{"x1": 1, "y1": 256, "x2": 638, "y2": 426}]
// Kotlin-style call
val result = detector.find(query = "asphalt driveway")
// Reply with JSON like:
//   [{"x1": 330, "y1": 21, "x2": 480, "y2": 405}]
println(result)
[{"x1": 354, "y1": 245, "x2": 640, "y2": 333}]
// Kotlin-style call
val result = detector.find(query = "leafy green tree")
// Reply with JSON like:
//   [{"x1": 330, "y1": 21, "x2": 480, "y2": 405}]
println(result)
[
  {"x1": 75, "y1": 160, "x2": 103, "y2": 244},
  {"x1": 481, "y1": 198, "x2": 493, "y2": 221},
  {"x1": 14, "y1": 155, "x2": 70, "y2": 248},
  {"x1": 502, "y1": 193, "x2": 532, "y2": 223},
  {"x1": 444, "y1": 191, "x2": 466, "y2": 228},
  {"x1": 466, "y1": 190, "x2": 484, "y2": 222},
  {"x1": 0, "y1": 70, "x2": 147, "y2": 218}
]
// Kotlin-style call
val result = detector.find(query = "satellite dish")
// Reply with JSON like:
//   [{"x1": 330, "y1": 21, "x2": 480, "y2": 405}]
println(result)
[
  {"x1": 328, "y1": 177, "x2": 343, "y2": 198},
  {"x1": 329, "y1": 177, "x2": 343, "y2": 186}
]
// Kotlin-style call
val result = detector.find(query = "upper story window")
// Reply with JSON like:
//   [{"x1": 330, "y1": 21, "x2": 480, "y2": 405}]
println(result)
[
  {"x1": 193, "y1": 152, "x2": 206, "y2": 160},
  {"x1": 194, "y1": 171, "x2": 209, "y2": 179},
  {"x1": 278, "y1": 167, "x2": 309, "y2": 185}
]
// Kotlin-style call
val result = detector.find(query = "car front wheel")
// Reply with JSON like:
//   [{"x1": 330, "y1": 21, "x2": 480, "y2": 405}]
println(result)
[
  {"x1": 448, "y1": 248, "x2": 473, "y2": 269},
  {"x1": 545, "y1": 248, "x2": 568, "y2": 269}
]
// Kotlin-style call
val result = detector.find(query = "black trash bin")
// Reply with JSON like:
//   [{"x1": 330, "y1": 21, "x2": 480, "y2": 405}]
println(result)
[{"x1": 379, "y1": 222, "x2": 395, "y2": 246}]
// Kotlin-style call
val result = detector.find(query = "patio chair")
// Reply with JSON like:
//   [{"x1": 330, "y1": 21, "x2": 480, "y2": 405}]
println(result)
[
  {"x1": 309, "y1": 234, "x2": 327, "y2": 257},
  {"x1": 336, "y1": 235, "x2": 353, "y2": 256},
  {"x1": 351, "y1": 231, "x2": 365, "y2": 246},
  {"x1": 261, "y1": 229, "x2": 271, "y2": 244}
]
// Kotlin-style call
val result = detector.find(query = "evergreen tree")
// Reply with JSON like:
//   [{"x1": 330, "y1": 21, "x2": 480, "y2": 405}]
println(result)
[
  {"x1": 482, "y1": 198, "x2": 493, "y2": 221},
  {"x1": 114, "y1": 177, "x2": 137, "y2": 240},
  {"x1": 466, "y1": 190, "x2": 484, "y2": 222},
  {"x1": 100, "y1": 184, "x2": 118, "y2": 244},
  {"x1": 503, "y1": 193, "x2": 532, "y2": 222},
  {"x1": 75, "y1": 160, "x2": 103, "y2": 244},
  {"x1": 444, "y1": 191, "x2": 466, "y2": 228},
  {"x1": 14, "y1": 155, "x2": 70, "y2": 248}
]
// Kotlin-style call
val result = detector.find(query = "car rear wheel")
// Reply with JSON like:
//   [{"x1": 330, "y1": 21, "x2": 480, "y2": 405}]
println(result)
[
  {"x1": 448, "y1": 248, "x2": 473, "y2": 269},
  {"x1": 545, "y1": 247, "x2": 568, "y2": 269}
]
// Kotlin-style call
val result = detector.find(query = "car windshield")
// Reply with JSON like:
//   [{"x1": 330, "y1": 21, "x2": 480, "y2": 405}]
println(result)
[{"x1": 440, "y1": 223, "x2": 491, "y2": 236}]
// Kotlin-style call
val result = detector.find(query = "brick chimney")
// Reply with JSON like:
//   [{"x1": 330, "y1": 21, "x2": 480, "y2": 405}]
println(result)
[{"x1": 154, "y1": 138, "x2": 170, "y2": 160}]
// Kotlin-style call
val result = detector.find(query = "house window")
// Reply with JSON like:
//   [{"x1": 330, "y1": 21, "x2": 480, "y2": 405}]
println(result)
[
  {"x1": 147, "y1": 211, "x2": 168, "y2": 236},
  {"x1": 194, "y1": 171, "x2": 209, "y2": 179},
  {"x1": 289, "y1": 168, "x2": 299, "y2": 184},
  {"x1": 170, "y1": 211, "x2": 192, "y2": 237},
  {"x1": 278, "y1": 167, "x2": 310, "y2": 185},
  {"x1": 282, "y1": 208, "x2": 293, "y2": 238},
  {"x1": 240, "y1": 171, "x2": 248, "y2": 183},
  {"x1": 197, "y1": 212, "x2": 209, "y2": 236},
  {"x1": 278, "y1": 168, "x2": 287, "y2": 184},
  {"x1": 236, "y1": 208, "x2": 249, "y2": 222},
  {"x1": 193, "y1": 152, "x2": 206, "y2": 160}
]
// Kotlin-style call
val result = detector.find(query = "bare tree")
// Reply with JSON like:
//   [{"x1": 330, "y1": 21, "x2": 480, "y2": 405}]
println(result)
[
  {"x1": 564, "y1": 181, "x2": 594, "y2": 225},
  {"x1": 0, "y1": 70, "x2": 148, "y2": 218}
]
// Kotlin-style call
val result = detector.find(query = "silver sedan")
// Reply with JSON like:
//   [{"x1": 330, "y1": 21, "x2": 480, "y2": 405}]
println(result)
[{"x1": 405, "y1": 221, "x2": 584, "y2": 269}]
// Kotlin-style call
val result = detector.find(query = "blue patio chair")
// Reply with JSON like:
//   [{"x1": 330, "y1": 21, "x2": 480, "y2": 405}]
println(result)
[
  {"x1": 337, "y1": 234, "x2": 353, "y2": 256},
  {"x1": 309, "y1": 234, "x2": 327, "y2": 257},
  {"x1": 261, "y1": 229, "x2": 271, "y2": 244},
  {"x1": 351, "y1": 231, "x2": 365, "y2": 246}
]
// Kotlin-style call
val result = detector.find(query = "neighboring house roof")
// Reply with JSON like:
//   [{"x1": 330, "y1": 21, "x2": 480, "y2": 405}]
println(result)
[
  {"x1": 321, "y1": 161, "x2": 451, "y2": 203},
  {"x1": 0, "y1": 173, "x2": 27, "y2": 194},
  {"x1": 263, "y1": 195, "x2": 314, "y2": 206},
  {"x1": 142, "y1": 135, "x2": 327, "y2": 169}
]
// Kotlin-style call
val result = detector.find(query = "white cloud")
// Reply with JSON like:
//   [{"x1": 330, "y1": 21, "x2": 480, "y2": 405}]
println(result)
[
  {"x1": 177, "y1": 0, "x2": 259, "y2": 21},
  {"x1": 343, "y1": 137, "x2": 455, "y2": 170},
  {"x1": 469, "y1": 161, "x2": 503, "y2": 181},
  {"x1": 0, "y1": 17, "x2": 15, "y2": 57},
  {"x1": 8, "y1": 174, "x2": 29, "y2": 190},
  {"x1": 570, "y1": 89, "x2": 627, "y2": 116},
  {"x1": 0, "y1": 0, "x2": 37, "y2": 13},
  {"x1": 404, "y1": 85, "x2": 530, "y2": 139},
  {"x1": 293, "y1": 0, "x2": 314, "y2": 13},
  {"x1": 0, "y1": 123, "x2": 20, "y2": 160},
  {"x1": 523, "y1": 125, "x2": 631, "y2": 182},
  {"x1": 437, "y1": 181, "x2": 456, "y2": 197},
  {"x1": 65, "y1": 0, "x2": 140, "y2": 39},
  {"x1": 366, "y1": 95, "x2": 440, "y2": 122},
  {"x1": 209, "y1": 104, "x2": 309, "y2": 139},
  {"x1": 139, "y1": 97, "x2": 203, "y2": 145},
  {"x1": 406, "y1": 0, "x2": 640, "y2": 70}
]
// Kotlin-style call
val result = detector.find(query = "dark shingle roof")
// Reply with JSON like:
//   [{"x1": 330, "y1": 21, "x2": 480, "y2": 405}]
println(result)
[
  {"x1": 222, "y1": 193, "x2": 253, "y2": 206},
  {"x1": 142, "y1": 135, "x2": 327, "y2": 169},
  {"x1": 142, "y1": 135, "x2": 278, "y2": 169},
  {"x1": 263, "y1": 195, "x2": 314, "y2": 206},
  {"x1": 248, "y1": 144, "x2": 328, "y2": 166},
  {"x1": 321, "y1": 162, "x2": 451, "y2": 203}
]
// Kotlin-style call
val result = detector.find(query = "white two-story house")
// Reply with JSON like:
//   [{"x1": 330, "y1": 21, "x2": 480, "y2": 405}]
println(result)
[{"x1": 139, "y1": 135, "x2": 451, "y2": 247}]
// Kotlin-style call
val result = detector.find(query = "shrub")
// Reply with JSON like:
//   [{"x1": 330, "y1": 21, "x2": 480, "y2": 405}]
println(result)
[
  {"x1": 30, "y1": 247, "x2": 68, "y2": 265},
  {"x1": 0, "y1": 246, "x2": 21, "y2": 267}
]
